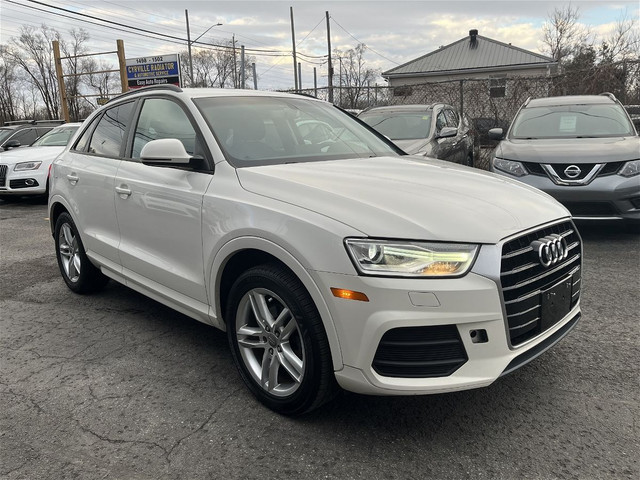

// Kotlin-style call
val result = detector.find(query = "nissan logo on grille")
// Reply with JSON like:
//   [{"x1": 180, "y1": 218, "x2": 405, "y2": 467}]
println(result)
[
  {"x1": 531, "y1": 234, "x2": 568, "y2": 267},
  {"x1": 564, "y1": 165, "x2": 582, "y2": 179}
]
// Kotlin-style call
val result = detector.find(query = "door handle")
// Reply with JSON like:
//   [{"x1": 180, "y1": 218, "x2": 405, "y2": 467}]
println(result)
[
  {"x1": 115, "y1": 186, "x2": 132, "y2": 197},
  {"x1": 66, "y1": 174, "x2": 79, "y2": 184}
]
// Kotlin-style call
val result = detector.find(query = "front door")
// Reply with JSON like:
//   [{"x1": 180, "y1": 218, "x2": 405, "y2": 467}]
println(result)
[{"x1": 114, "y1": 97, "x2": 214, "y2": 305}]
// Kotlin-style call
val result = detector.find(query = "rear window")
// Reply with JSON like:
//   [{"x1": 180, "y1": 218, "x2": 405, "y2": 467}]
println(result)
[{"x1": 510, "y1": 103, "x2": 634, "y2": 139}]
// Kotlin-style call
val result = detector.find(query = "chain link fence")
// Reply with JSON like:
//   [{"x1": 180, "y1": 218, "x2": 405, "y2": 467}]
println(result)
[{"x1": 292, "y1": 60, "x2": 640, "y2": 170}]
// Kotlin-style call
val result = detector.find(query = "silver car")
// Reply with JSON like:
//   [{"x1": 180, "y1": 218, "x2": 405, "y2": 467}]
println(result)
[{"x1": 490, "y1": 93, "x2": 640, "y2": 229}]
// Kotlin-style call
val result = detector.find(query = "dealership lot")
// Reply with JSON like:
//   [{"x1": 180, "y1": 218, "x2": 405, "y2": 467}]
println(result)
[{"x1": 1, "y1": 198, "x2": 638, "y2": 479}]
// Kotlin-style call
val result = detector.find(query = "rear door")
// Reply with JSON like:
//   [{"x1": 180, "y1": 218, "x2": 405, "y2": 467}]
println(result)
[
  {"x1": 114, "y1": 96, "x2": 214, "y2": 305},
  {"x1": 54, "y1": 101, "x2": 135, "y2": 271}
]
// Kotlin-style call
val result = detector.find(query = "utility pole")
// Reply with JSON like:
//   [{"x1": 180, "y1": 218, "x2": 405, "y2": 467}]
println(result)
[
  {"x1": 185, "y1": 10, "x2": 194, "y2": 86},
  {"x1": 240, "y1": 45, "x2": 245, "y2": 89},
  {"x1": 313, "y1": 67, "x2": 317, "y2": 97},
  {"x1": 298, "y1": 62, "x2": 302, "y2": 90},
  {"x1": 339, "y1": 56, "x2": 342, "y2": 107},
  {"x1": 232, "y1": 35, "x2": 238, "y2": 88},
  {"x1": 290, "y1": 6, "x2": 298, "y2": 91},
  {"x1": 252, "y1": 62, "x2": 257, "y2": 90},
  {"x1": 326, "y1": 11, "x2": 333, "y2": 103}
]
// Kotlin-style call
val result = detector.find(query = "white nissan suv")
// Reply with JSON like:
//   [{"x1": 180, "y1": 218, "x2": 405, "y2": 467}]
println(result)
[{"x1": 49, "y1": 86, "x2": 582, "y2": 414}]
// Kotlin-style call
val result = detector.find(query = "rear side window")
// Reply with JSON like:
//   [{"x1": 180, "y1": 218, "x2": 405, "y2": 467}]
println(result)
[
  {"x1": 12, "y1": 128, "x2": 39, "y2": 146},
  {"x1": 87, "y1": 102, "x2": 135, "y2": 157},
  {"x1": 132, "y1": 98, "x2": 197, "y2": 158}
]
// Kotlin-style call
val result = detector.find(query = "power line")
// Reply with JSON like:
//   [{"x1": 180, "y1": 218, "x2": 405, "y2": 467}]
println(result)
[
  {"x1": 21, "y1": 0, "x2": 296, "y2": 55},
  {"x1": 330, "y1": 15, "x2": 400, "y2": 66}
]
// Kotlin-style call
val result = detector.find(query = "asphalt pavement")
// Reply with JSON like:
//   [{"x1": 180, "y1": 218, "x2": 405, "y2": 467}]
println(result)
[{"x1": 1, "y1": 197, "x2": 638, "y2": 480}]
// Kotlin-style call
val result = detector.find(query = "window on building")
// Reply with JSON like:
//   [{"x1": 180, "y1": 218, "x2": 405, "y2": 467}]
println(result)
[{"x1": 490, "y1": 76, "x2": 507, "y2": 98}]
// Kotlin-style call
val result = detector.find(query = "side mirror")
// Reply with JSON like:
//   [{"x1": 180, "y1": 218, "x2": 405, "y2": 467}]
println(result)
[
  {"x1": 3, "y1": 139, "x2": 21, "y2": 150},
  {"x1": 437, "y1": 126, "x2": 457, "y2": 139},
  {"x1": 140, "y1": 138, "x2": 193, "y2": 165},
  {"x1": 488, "y1": 128, "x2": 504, "y2": 141}
]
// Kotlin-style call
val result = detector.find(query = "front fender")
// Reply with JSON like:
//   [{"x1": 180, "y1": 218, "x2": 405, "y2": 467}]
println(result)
[{"x1": 209, "y1": 236, "x2": 344, "y2": 371}]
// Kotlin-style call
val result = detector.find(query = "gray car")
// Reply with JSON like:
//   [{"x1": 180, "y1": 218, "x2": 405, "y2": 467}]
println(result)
[
  {"x1": 358, "y1": 104, "x2": 475, "y2": 166},
  {"x1": 490, "y1": 93, "x2": 640, "y2": 228}
]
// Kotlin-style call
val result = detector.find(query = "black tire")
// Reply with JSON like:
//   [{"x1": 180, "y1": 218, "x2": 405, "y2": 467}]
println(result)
[
  {"x1": 226, "y1": 263, "x2": 337, "y2": 415},
  {"x1": 54, "y1": 212, "x2": 109, "y2": 294}
]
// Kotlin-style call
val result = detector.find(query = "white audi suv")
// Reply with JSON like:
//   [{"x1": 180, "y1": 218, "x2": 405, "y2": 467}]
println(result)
[{"x1": 49, "y1": 86, "x2": 582, "y2": 414}]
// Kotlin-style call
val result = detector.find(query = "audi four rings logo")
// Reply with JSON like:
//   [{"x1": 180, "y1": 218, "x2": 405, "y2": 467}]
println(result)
[
  {"x1": 564, "y1": 165, "x2": 582, "y2": 179},
  {"x1": 531, "y1": 234, "x2": 569, "y2": 267}
]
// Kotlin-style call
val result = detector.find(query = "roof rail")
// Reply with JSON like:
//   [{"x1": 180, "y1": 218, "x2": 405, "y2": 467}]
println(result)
[
  {"x1": 599, "y1": 92, "x2": 617, "y2": 102},
  {"x1": 523, "y1": 96, "x2": 532, "y2": 107},
  {"x1": 4, "y1": 120, "x2": 36, "y2": 126},
  {"x1": 106, "y1": 84, "x2": 183, "y2": 104},
  {"x1": 35, "y1": 119, "x2": 65, "y2": 125}
]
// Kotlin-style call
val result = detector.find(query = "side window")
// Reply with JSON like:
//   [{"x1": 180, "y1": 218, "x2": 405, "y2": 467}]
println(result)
[
  {"x1": 87, "y1": 102, "x2": 135, "y2": 157},
  {"x1": 132, "y1": 98, "x2": 197, "y2": 158},
  {"x1": 444, "y1": 109, "x2": 459, "y2": 128},
  {"x1": 12, "y1": 128, "x2": 38, "y2": 146},
  {"x1": 73, "y1": 115, "x2": 101, "y2": 152}
]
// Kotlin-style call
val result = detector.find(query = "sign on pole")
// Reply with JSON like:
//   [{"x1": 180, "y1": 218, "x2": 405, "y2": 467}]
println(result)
[{"x1": 125, "y1": 54, "x2": 181, "y2": 90}]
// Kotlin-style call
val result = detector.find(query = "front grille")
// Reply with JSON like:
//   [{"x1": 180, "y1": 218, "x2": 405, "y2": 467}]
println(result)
[
  {"x1": 548, "y1": 163, "x2": 596, "y2": 181},
  {"x1": 522, "y1": 162, "x2": 623, "y2": 180},
  {"x1": 500, "y1": 221, "x2": 581, "y2": 346},
  {"x1": 9, "y1": 179, "x2": 39, "y2": 189},
  {"x1": 522, "y1": 162, "x2": 546, "y2": 176},
  {"x1": 563, "y1": 201, "x2": 618, "y2": 216},
  {"x1": 0, "y1": 164, "x2": 7, "y2": 187},
  {"x1": 599, "y1": 162, "x2": 624, "y2": 176},
  {"x1": 372, "y1": 325, "x2": 468, "y2": 378}
]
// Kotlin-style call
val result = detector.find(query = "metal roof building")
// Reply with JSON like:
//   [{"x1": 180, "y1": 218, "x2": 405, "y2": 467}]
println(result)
[{"x1": 383, "y1": 30, "x2": 557, "y2": 86}]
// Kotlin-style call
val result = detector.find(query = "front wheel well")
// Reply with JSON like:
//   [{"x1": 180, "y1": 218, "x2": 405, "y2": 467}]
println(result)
[
  {"x1": 218, "y1": 249, "x2": 292, "y2": 325},
  {"x1": 49, "y1": 202, "x2": 70, "y2": 235}
]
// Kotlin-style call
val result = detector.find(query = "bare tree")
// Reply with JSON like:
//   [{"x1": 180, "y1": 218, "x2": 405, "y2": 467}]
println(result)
[
  {"x1": 542, "y1": 4, "x2": 592, "y2": 64},
  {"x1": 7, "y1": 25, "x2": 61, "y2": 119},
  {"x1": 600, "y1": 9, "x2": 640, "y2": 62},
  {"x1": 59, "y1": 28, "x2": 92, "y2": 121},
  {"x1": 334, "y1": 44, "x2": 378, "y2": 108},
  {"x1": 180, "y1": 39, "x2": 254, "y2": 88},
  {"x1": 0, "y1": 45, "x2": 19, "y2": 123}
]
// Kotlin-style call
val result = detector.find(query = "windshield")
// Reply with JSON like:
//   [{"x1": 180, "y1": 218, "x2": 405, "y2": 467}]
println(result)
[
  {"x1": 358, "y1": 111, "x2": 432, "y2": 140},
  {"x1": 31, "y1": 126, "x2": 79, "y2": 146},
  {"x1": 510, "y1": 104, "x2": 634, "y2": 139},
  {"x1": 193, "y1": 96, "x2": 400, "y2": 167}
]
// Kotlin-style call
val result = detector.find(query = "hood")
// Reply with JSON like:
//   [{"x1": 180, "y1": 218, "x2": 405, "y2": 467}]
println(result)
[
  {"x1": 497, "y1": 136, "x2": 640, "y2": 164},
  {"x1": 236, "y1": 156, "x2": 569, "y2": 244},
  {"x1": 393, "y1": 138, "x2": 430, "y2": 155},
  {"x1": 0, "y1": 146, "x2": 66, "y2": 165}
]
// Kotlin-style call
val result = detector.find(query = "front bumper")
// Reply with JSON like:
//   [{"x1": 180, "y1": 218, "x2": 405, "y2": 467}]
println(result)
[
  {"x1": 0, "y1": 164, "x2": 49, "y2": 195},
  {"x1": 492, "y1": 169, "x2": 640, "y2": 222},
  {"x1": 310, "y1": 241, "x2": 581, "y2": 396}
]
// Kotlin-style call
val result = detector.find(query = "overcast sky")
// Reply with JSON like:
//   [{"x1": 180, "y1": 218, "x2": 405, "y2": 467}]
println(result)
[{"x1": 1, "y1": 0, "x2": 638, "y2": 90}]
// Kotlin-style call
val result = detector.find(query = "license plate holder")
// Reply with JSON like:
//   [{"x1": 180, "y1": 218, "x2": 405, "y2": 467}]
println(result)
[{"x1": 540, "y1": 277, "x2": 573, "y2": 331}]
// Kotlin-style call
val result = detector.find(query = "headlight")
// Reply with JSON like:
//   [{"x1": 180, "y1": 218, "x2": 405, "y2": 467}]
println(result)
[
  {"x1": 14, "y1": 161, "x2": 42, "y2": 171},
  {"x1": 345, "y1": 239, "x2": 479, "y2": 277},
  {"x1": 618, "y1": 160, "x2": 640, "y2": 177},
  {"x1": 493, "y1": 157, "x2": 527, "y2": 177}
]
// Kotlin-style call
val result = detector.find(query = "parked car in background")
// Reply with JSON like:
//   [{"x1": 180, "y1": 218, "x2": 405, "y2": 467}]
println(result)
[
  {"x1": 358, "y1": 104, "x2": 475, "y2": 166},
  {"x1": 50, "y1": 86, "x2": 580, "y2": 414},
  {"x1": 0, "y1": 120, "x2": 64, "y2": 151},
  {"x1": 624, "y1": 105, "x2": 640, "y2": 131},
  {"x1": 490, "y1": 93, "x2": 640, "y2": 228},
  {"x1": 0, "y1": 123, "x2": 81, "y2": 198}
]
